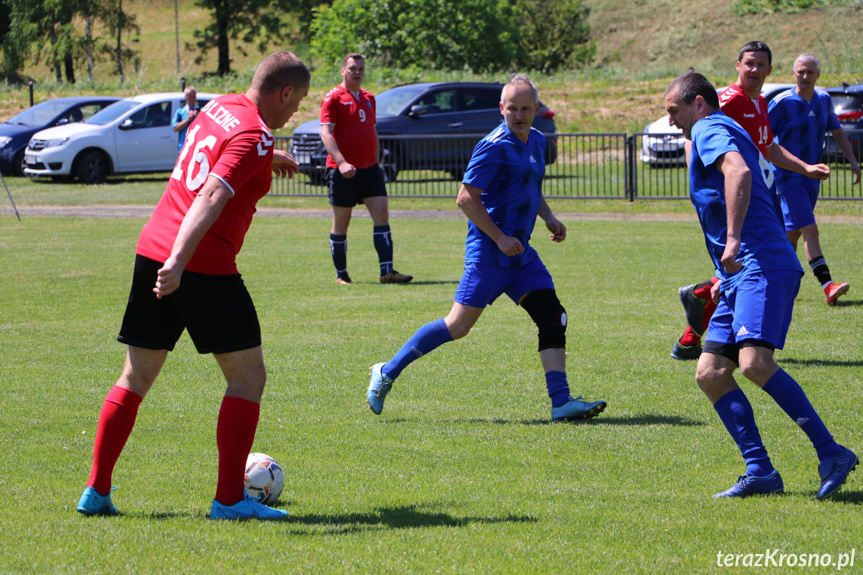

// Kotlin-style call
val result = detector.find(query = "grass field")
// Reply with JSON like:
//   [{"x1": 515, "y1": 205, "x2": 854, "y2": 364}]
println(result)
[{"x1": 1, "y1": 197, "x2": 862, "y2": 573}]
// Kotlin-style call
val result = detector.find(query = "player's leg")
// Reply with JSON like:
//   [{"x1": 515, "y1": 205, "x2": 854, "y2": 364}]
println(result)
[
  {"x1": 328, "y1": 167, "x2": 357, "y2": 284},
  {"x1": 799, "y1": 222, "x2": 849, "y2": 305},
  {"x1": 733, "y1": 270, "x2": 856, "y2": 499},
  {"x1": 363, "y1": 168, "x2": 412, "y2": 283}
]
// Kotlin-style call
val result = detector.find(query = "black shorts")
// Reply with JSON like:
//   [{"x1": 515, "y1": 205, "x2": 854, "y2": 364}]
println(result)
[
  {"x1": 118, "y1": 255, "x2": 261, "y2": 354},
  {"x1": 327, "y1": 164, "x2": 387, "y2": 207}
]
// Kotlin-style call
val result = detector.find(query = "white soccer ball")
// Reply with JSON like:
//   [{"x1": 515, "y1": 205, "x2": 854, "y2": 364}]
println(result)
[{"x1": 244, "y1": 452, "x2": 285, "y2": 505}]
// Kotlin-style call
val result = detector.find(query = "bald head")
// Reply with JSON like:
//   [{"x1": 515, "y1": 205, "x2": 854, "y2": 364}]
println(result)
[
  {"x1": 794, "y1": 53, "x2": 819, "y2": 71},
  {"x1": 251, "y1": 52, "x2": 310, "y2": 95}
]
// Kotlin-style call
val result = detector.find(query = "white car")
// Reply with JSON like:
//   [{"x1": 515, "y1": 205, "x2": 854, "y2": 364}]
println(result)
[
  {"x1": 24, "y1": 92, "x2": 219, "y2": 184},
  {"x1": 640, "y1": 83, "x2": 794, "y2": 167}
]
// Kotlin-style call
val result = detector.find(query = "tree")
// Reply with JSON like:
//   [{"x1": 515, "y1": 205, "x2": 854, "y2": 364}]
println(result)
[
  {"x1": 514, "y1": 0, "x2": 594, "y2": 74},
  {"x1": 310, "y1": 0, "x2": 520, "y2": 72},
  {"x1": 189, "y1": 0, "x2": 283, "y2": 76}
]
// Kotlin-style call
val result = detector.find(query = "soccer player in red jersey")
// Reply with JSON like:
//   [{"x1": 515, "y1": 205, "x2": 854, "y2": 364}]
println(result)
[
  {"x1": 322, "y1": 53, "x2": 412, "y2": 285},
  {"x1": 76, "y1": 52, "x2": 310, "y2": 520},
  {"x1": 671, "y1": 41, "x2": 830, "y2": 361}
]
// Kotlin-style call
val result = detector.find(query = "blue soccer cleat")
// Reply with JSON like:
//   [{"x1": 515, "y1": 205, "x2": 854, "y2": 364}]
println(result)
[
  {"x1": 713, "y1": 469, "x2": 784, "y2": 498},
  {"x1": 367, "y1": 362, "x2": 394, "y2": 415},
  {"x1": 210, "y1": 494, "x2": 289, "y2": 520},
  {"x1": 551, "y1": 396, "x2": 607, "y2": 422},
  {"x1": 816, "y1": 446, "x2": 858, "y2": 500},
  {"x1": 77, "y1": 486, "x2": 119, "y2": 516}
]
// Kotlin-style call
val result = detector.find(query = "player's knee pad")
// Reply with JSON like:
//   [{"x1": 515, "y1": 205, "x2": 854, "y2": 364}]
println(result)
[{"x1": 520, "y1": 289, "x2": 567, "y2": 351}]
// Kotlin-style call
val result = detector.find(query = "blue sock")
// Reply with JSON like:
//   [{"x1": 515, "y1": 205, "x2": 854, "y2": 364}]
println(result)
[
  {"x1": 330, "y1": 233, "x2": 348, "y2": 278},
  {"x1": 713, "y1": 389, "x2": 775, "y2": 477},
  {"x1": 545, "y1": 371, "x2": 570, "y2": 408},
  {"x1": 373, "y1": 225, "x2": 394, "y2": 275},
  {"x1": 383, "y1": 319, "x2": 453, "y2": 380},
  {"x1": 762, "y1": 368, "x2": 842, "y2": 461}
]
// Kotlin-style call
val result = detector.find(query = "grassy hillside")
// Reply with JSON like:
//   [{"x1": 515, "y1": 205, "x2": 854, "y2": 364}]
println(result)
[{"x1": 2, "y1": 0, "x2": 861, "y2": 135}]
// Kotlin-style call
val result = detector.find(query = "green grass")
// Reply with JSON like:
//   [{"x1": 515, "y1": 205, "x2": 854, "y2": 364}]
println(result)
[{"x1": 1, "y1": 207, "x2": 862, "y2": 573}]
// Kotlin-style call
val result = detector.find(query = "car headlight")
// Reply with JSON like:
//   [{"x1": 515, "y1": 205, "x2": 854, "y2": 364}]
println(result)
[
  {"x1": 0, "y1": 136, "x2": 12, "y2": 148},
  {"x1": 45, "y1": 137, "x2": 70, "y2": 148}
]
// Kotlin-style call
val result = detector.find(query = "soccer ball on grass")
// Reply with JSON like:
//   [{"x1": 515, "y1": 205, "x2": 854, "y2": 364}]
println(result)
[{"x1": 244, "y1": 452, "x2": 285, "y2": 505}]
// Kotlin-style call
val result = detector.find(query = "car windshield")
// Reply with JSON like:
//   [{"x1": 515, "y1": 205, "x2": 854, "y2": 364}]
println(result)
[
  {"x1": 376, "y1": 85, "x2": 428, "y2": 115},
  {"x1": 5, "y1": 100, "x2": 72, "y2": 127},
  {"x1": 84, "y1": 100, "x2": 140, "y2": 125}
]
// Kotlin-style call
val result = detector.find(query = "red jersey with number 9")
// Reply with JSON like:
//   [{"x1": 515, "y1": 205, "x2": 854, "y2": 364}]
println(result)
[
  {"x1": 718, "y1": 83, "x2": 774, "y2": 157},
  {"x1": 320, "y1": 85, "x2": 377, "y2": 169},
  {"x1": 136, "y1": 93, "x2": 274, "y2": 275}
]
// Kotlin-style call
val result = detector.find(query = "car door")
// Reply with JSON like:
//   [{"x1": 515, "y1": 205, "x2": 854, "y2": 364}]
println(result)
[
  {"x1": 114, "y1": 101, "x2": 177, "y2": 172},
  {"x1": 400, "y1": 89, "x2": 464, "y2": 170}
]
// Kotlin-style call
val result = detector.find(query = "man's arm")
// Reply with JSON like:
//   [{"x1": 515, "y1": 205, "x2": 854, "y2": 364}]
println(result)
[
  {"x1": 456, "y1": 183, "x2": 523, "y2": 255},
  {"x1": 172, "y1": 109, "x2": 198, "y2": 133},
  {"x1": 537, "y1": 196, "x2": 566, "y2": 242},
  {"x1": 764, "y1": 142, "x2": 830, "y2": 180},
  {"x1": 320, "y1": 124, "x2": 356, "y2": 178},
  {"x1": 830, "y1": 129, "x2": 862, "y2": 185},
  {"x1": 153, "y1": 176, "x2": 233, "y2": 298},
  {"x1": 272, "y1": 149, "x2": 299, "y2": 179},
  {"x1": 714, "y1": 150, "x2": 750, "y2": 274}
]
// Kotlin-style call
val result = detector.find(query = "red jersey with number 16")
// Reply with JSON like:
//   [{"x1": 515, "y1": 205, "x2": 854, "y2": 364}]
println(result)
[
  {"x1": 320, "y1": 85, "x2": 377, "y2": 169},
  {"x1": 718, "y1": 83, "x2": 774, "y2": 156},
  {"x1": 136, "y1": 94, "x2": 274, "y2": 275}
]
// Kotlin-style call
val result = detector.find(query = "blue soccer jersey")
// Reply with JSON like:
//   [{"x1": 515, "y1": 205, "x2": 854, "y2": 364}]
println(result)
[
  {"x1": 768, "y1": 89, "x2": 840, "y2": 181},
  {"x1": 462, "y1": 124, "x2": 546, "y2": 268},
  {"x1": 689, "y1": 112, "x2": 803, "y2": 289}
]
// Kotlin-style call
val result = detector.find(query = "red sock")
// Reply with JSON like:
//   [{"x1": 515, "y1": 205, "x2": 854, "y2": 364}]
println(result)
[
  {"x1": 86, "y1": 386, "x2": 143, "y2": 495},
  {"x1": 214, "y1": 396, "x2": 260, "y2": 506},
  {"x1": 679, "y1": 325, "x2": 701, "y2": 346},
  {"x1": 693, "y1": 278, "x2": 719, "y2": 301},
  {"x1": 702, "y1": 298, "x2": 718, "y2": 335}
]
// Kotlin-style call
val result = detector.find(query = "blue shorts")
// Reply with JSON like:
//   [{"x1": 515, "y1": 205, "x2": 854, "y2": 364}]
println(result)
[
  {"x1": 454, "y1": 257, "x2": 555, "y2": 308},
  {"x1": 705, "y1": 269, "x2": 801, "y2": 351},
  {"x1": 778, "y1": 178, "x2": 819, "y2": 232}
]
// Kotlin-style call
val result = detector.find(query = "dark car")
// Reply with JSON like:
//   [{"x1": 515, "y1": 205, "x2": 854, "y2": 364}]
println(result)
[
  {"x1": 823, "y1": 84, "x2": 863, "y2": 163},
  {"x1": 0, "y1": 96, "x2": 121, "y2": 176},
  {"x1": 290, "y1": 82, "x2": 558, "y2": 184}
]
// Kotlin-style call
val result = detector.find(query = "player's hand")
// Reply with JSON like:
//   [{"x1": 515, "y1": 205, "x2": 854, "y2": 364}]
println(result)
[
  {"x1": 272, "y1": 149, "x2": 299, "y2": 179},
  {"x1": 496, "y1": 235, "x2": 524, "y2": 256},
  {"x1": 338, "y1": 161, "x2": 357, "y2": 178},
  {"x1": 805, "y1": 163, "x2": 830, "y2": 180},
  {"x1": 850, "y1": 162, "x2": 861, "y2": 185},
  {"x1": 545, "y1": 217, "x2": 566, "y2": 242},
  {"x1": 710, "y1": 280, "x2": 722, "y2": 304},
  {"x1": 720, "y1": 239, "x2": 742, "y2": 275},
  {"x1": 189, "y1": 109, "x2": 199, "y2": 119},
  {"x1": 153, "y1": 259, "x2": 184, "y2": 299}
]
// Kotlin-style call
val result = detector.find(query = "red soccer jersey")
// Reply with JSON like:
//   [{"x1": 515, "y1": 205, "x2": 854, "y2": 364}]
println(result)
[
  {"x1": 136, "y1": 93, "x2": 274, "y2": 275},
  {"x1": 719, "y1": 83, "x2": 774, "y2": 156},
  {"x1": 320, "y1": 85, "x2": 377, "y2": 169}
]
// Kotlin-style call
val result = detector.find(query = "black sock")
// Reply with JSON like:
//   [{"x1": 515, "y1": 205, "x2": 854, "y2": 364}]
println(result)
[
  {"x1": 809, "y1": 256, "x2": 832, "y2": 287},
  {"x1": 373, "y1": 225, "x2": 394, "y2": 275},
  {"x1": 330, "y1": 233, "x2": 348, "y2": 278}
]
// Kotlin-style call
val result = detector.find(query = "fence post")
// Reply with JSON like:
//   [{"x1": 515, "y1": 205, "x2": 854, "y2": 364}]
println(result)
[
  {"x1": 625, "y1": 135, "x2": 637, "y2": 202},
  {"x1": 29, "y1": 81, "x2": 35, "y2": 107},
  {"x1": 181, "y1": 77, "x2": 186, "y2": 91}
]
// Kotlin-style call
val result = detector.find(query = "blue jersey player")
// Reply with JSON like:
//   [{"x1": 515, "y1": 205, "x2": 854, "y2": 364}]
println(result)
[
  {"x1": 768, "y1": 53, "x2": 861, "y2": 305},
  {"x1": 366, "y1": 75, "x2": 607, "y2": 422},
  {"x1": 664, "y1": 72, "x2": 857, "y2": 499}
]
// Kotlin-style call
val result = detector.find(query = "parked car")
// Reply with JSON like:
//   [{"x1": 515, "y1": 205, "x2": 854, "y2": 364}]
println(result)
[
  {"x1": 24, "y1": 92, "x2": 219, "y2": 184},
  {"x1": 641, "y1": 83, "x2": 794, "y2": 167},
  {"x1": 0, "y1": 96, "x2": 121, "y2": 177},
  {"x1": 823, "y1": 83, "x2": 863, "y2": 163},
  {"x1": 290, "y1": 82, "x2": 558, "y2": 184}
]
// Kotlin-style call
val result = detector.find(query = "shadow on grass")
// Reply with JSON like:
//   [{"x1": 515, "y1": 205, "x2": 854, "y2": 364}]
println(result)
[
  {"x1": 285, "y1": 504, "x2": 537, "y2": 535},
  {"x1": 454, "y1": 413, "x2": 705, "y2": 427},
  {"x1": 778, "y1": 358, "x2": 863, "y2": 368}
]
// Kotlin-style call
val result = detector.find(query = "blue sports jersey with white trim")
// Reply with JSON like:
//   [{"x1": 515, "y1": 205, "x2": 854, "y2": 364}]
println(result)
[
  {"x1": 689, "y1": 112, "x2": 802, "y2": 289},
  {"x1": 462, "y1": 124, "x2": 546, "y2": 268},
  {"x1": 768, "y1": 88, "x2": 840, "y2": 181}
]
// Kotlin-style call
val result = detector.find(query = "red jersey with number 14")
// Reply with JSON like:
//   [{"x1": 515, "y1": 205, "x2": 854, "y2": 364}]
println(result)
[
  {"x1": 320, "y1": 85, "x2": 377, "y2": 169},
  {"x1": 718, "y1": 83, "x2": 774, "y2": 156},
  {"x1": 136, "y1": 93, "x2": 274, "y2": 275}
]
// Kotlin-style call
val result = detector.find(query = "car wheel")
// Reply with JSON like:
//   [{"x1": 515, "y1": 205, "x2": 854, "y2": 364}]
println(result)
[
  {"x1": 380, "y1": 147, "x2": 398, "y2": 183},
  {"x1": 76, "y1": 150, "x2": 109, "y2": 184},
  {"x1": 13, "y1": 149, "x2": 27, "y2": 177}
]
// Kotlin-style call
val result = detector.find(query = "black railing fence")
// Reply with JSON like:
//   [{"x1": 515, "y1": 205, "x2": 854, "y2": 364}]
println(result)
[{"x1": 272, "y1": 131, "x2": 863, "y2": 200}]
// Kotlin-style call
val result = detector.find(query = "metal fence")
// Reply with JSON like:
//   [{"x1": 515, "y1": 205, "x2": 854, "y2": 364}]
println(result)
[{"x1": 271, "y1": 131, "x2": 863, "y2": 200}]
